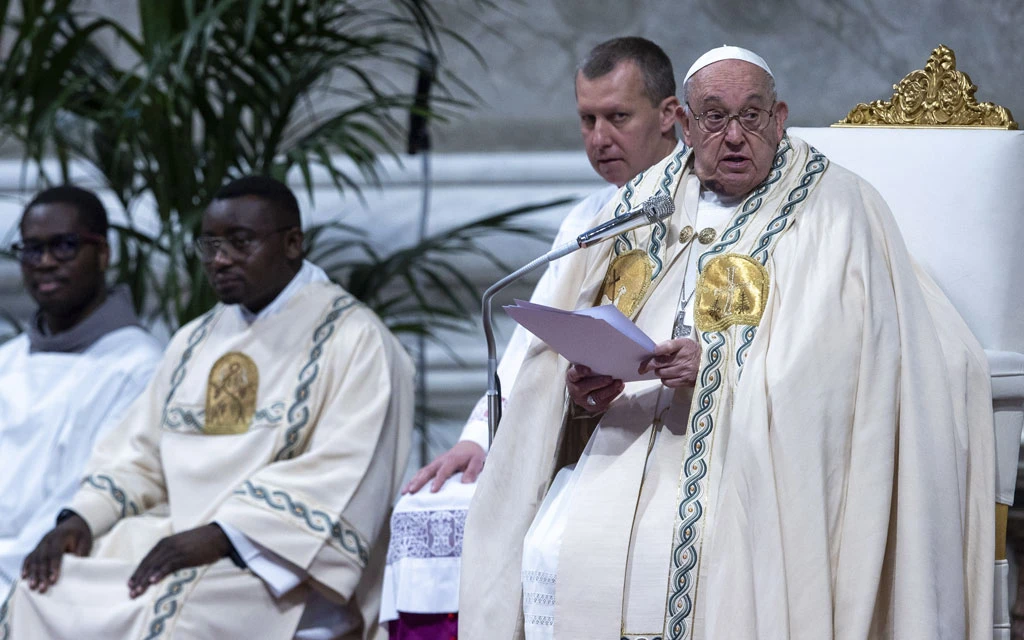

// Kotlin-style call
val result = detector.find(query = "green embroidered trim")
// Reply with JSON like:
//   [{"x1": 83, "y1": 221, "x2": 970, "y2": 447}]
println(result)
[
  {"x1": 142, "y1": 568, "x2": 199, "y2": 640},
  {"x1": 613, "y1": 171, "x2": 642, "y2": 254},
  {"x1": 735, "y1": 147, "x2": 829, "y2": 369},
  {"x1": 233, "y1": 480, "x2": 369, "y2": 567},
  {"x1": 274, "y1": 295, "x2": 360, "y2": 461},
  {"x1": 750, "y1": 147, "x2": 829, "y2": 265},
  {"x1": 698, "y1": 137, "x2": 792, "y2": 272},
  {"x1": 648, "y1": 147, "x2": 688, "y2": 279},
  {"x1": 164, "y1": 401, "x2": 287, "y2": 434},
  {"x1": 665, "y1": 331, "x2": 726, "y2": 639},
  {"x1": 160, "y1": 311, "x2": 217, "y2": 429},
  {"x1": 83, "y1": 474, "x2": 140, "y2": 517},
  {"x1": 666, "y1": 139, "x2": 831, "y2": 640}
]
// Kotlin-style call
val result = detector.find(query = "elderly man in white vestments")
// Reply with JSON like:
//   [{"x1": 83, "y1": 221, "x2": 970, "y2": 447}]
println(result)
[
  {"x1": 381, "y1": 37, "x2": 683, "y2": 636},
  {"x1": 0, "y1": 186, "x2": 162, "y2": 595},
  {"x1": 2, "y1": 176, "x2": 414, "y2": 640},
  {"x1": 460, "y1": 46, "x2": 995, "y2": 640}
]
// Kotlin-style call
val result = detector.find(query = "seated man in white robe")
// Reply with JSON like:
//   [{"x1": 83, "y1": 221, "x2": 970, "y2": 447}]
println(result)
[
  {"x1": 3, "y1": 176, "x2": 414, "y2": 640},
  {"x1": 382, "y1": 37, "x2": 683, "y2": 636},
  {"x1": 0, "y1": 186, "x2": 162, "y2": 594},
  {"x1": 461, "y1": 47, "x2": 994, "y2": 640}
]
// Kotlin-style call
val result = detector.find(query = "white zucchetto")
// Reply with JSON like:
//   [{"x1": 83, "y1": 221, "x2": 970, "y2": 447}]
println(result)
[{"x1": 683, "y1": 45, "x2": 773, "y2": 83}]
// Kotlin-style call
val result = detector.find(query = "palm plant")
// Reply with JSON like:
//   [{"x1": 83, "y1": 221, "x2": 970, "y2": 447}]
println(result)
[{"x1": 0, "y1": 0, "x2": 560, "y2": 338}]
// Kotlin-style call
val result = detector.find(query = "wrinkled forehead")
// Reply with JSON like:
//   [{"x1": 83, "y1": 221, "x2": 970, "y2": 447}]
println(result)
[{"x1": 688, "y1": 59, "x2": 774, "y2": 105}]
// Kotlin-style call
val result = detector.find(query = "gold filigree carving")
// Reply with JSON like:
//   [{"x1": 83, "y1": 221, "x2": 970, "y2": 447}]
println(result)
[
  {"x1": 834, "y1": 45, "x2": 1017, "y2": 129},
  {"x1": 694, "y1": 254, "x2": 769, "y2": 333},
  {"x1": 205, "y1": 352, "x2": 259, "y2": 435}
]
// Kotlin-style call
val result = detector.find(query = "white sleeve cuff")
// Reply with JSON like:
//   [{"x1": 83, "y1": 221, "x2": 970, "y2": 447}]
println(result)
[{"x1": 216, "y1": 520, "x2": 304, "y2": 597}]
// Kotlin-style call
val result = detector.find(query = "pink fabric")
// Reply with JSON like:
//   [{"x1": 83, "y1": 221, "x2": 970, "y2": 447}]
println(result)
[{"x1": 388, "y1": 612, "x2": 458, "y2": 640}]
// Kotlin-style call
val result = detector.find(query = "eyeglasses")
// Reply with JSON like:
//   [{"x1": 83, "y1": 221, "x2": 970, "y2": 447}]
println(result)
[
  {"x1": 193, "y1": 226, "x2": 295, "y2": 262},
  {"x1": 688, "y1": 103, "x2": 776, "y2": 134},
  {"x1": 11, "y1": 232, "x2": 106, "y2": 266}
]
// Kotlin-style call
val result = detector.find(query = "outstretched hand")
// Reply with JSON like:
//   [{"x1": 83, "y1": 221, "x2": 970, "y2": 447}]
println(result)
[
  {"x1": 639, "y1": 337, "x2": 700, "y2": 388},
  {"x1": 21, "y1": 513, "x2": 93, "y2": 593},
  {"x1": 403, "y1": 440, "x2": 486, "y2": 494},
  {"x1": 127, "y1": 524, "x2": 232, "y2": 598}
]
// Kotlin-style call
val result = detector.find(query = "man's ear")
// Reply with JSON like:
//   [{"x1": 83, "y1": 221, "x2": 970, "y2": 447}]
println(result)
[
  {"x1": 98, "y1": 240, "x2": 110, "y2": 271},
  {"x1": 659, "y1": 96, "x2": 681, "y2": 135},
  {"x1": 677, "y1": 105, "x2": 695, "y2": 147},
  {"x1": 284, "y1": 227, "x2": 304, "y2": 261},
  {"x1": 772, "y1": 101, "x2": 789, "y2": 140}
]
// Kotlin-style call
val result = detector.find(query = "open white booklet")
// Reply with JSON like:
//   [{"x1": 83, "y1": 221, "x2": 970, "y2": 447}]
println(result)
[{"x1": 503, "y1": 299, "x2": 658, "y2": 382}]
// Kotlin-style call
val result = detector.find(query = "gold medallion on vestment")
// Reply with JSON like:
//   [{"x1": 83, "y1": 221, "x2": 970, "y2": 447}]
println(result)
[
  {"x1": 678, "y1": 225, "x2": 694, "y2": 244},
  {"x1": 600, "y1": 249, "x2": 652, "y2": 317},
  {"x1": 694, "y1": 254, "x2": 769, "y2": 332},
  {"x1": 204, "y1": 352, "x2": 259, "y2": 435},
  {"x1": 697, "y1": 227, "x2": 717, "y2": 244}
]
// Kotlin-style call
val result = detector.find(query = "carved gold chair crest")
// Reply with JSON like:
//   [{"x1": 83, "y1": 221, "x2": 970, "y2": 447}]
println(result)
[{"x1": 833, "y1": 44, "x2": 1017, "y2": 129}]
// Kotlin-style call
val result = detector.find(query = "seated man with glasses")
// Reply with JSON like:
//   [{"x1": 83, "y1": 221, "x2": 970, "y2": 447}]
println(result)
[
  {"x1": 6, "y1": 176, "x2": 415, "y2": 640},
  {"x1": 0, "y1": 185, "x2": 162, "y2": 596},
  {"x1": 462, "y1": 46, "x2": 993, "y2": 638}
]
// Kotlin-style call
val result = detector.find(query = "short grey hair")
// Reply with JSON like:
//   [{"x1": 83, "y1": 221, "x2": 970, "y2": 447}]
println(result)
[{"x1": 577, "y1": 37, "x2": 675, "y2": 106}]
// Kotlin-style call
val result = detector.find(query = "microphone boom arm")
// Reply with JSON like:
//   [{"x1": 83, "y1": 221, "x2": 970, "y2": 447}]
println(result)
[
  {"x1": 480, "y1": 192, "x2": 673, "y2": 447},
  {"x1": 481, "y1": 241, "x2": 577, "y2": 447}
]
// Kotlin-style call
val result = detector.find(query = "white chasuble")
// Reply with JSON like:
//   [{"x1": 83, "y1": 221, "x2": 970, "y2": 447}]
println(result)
[
  {"x1": 460, "y1": 137, "x2": 994, "y2": 640},
  {"x1": 1, "y1": 281, "x2": 414, "y2": 640}
]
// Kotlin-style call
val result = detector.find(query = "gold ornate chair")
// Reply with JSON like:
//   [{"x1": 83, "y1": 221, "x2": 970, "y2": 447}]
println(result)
[{"x1": 792, "y1": 45, "x2": 1023, "y2": 640}]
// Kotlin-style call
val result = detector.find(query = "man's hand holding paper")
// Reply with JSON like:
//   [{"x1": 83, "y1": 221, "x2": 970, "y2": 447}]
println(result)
[
  {"x1": 504, "y1": 300, "x2": 701, "y2": 402},
  {"x1": 639, "y1": 337, "x2": 701, "y2": 388},
  {"x1": 504, "y1": 300, "x2": 658, "y2": 382}
]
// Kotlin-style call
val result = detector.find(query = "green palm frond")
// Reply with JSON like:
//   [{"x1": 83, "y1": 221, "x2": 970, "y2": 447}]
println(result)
[
  {"x1": 310, "y1": 196, "x2": 573, "y2": 340},
  {"x1": 0, "y1": 0, "x2": 505, "y2": 331}
]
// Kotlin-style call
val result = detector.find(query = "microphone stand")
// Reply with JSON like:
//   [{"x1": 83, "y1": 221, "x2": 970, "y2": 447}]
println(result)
[
  {"x1": 479, "y1": 193, "x2": 674, "y2": 446},
  {"x1": 481, "y1": 243, "x2": 578, "y2": 447}
]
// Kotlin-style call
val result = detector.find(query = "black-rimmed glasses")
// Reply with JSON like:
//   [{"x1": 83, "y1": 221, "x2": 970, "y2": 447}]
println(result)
[{"x1": 11, "y1": 232, "x2": 107, "y2": 266}]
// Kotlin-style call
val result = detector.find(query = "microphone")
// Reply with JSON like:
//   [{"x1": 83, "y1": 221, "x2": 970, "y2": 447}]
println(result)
[
  {"x1": 544, "y1": 193, "x2": 675, "y2": 262},
  {"x1": 407, "y1": 50, "x2": 438, "y2": 155},
  {"x1": 480, "y1": 192, "x2": 676, "y2": 445}
]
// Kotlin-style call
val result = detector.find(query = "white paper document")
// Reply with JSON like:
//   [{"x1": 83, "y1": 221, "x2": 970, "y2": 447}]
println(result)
[{"x1": 503, "y1": 299, "x2": 658, "y2": 381}]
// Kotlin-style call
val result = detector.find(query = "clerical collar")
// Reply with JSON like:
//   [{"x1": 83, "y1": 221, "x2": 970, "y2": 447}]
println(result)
[
  {"x1": 237, "y1": 260, "x2": 330, "y2": 325},
  {"x1": 27, "y1": 284, "x2": 142, "y2": 354}
]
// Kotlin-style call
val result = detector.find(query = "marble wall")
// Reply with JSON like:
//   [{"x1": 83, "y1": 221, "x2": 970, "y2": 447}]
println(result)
[
  {"x1": 427, "y1": 0, "x2": 1024, "y2": 149},
  {"x1": 65, "y1": 0, "x2": 1024, "y2": 152},
  {"x1": 3, "y1": 0, "x2": 1023, "y2": 464}
]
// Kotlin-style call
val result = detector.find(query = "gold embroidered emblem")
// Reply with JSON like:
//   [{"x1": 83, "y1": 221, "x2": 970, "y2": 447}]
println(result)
[
  {"x1": 600, "y1": 249, "x2": 652, "y2": 317},
  {"x1": 697, "y1": 227, "x2": 717, "y2": 244},
  {"x1": 204, "y1": 352, "x2": 259, "y2": 435},
  {"x1": 694, "y1": 254, "x2": 769, "y2": 332},
  {"x1": 678, "y1": 225, "x2": 694, "y2": 244}
]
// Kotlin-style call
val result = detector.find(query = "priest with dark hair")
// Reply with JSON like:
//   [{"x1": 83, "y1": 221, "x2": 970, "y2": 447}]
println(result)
[
  {"x1": 0, "y1": 185, "x2": 162, "y2": 596},
  {"x1": 5, "y1": 176, "x2": 414, "y2": 640}
]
